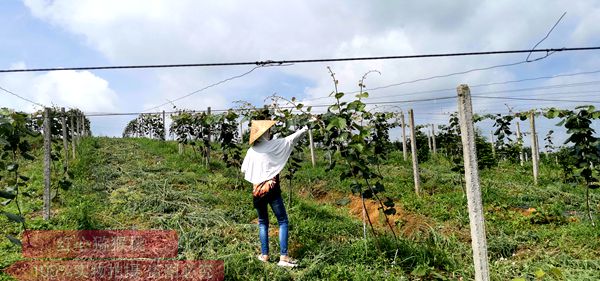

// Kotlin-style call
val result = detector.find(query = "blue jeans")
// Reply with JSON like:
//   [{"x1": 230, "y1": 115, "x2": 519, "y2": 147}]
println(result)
[{"x1": 256, "y1": 193, "x2": 289, "y2": 256}]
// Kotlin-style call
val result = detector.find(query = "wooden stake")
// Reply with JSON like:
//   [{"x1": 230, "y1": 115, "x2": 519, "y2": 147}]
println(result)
[
  {"x1": 408, "y1": 109, "x2": 420, "y2": 195},
  {"x1": 43, "y1": 108, "x2": 51, "y2": 221},
  {"x1": 457, "y1": 84, "x2": 490, "y2": 281}
]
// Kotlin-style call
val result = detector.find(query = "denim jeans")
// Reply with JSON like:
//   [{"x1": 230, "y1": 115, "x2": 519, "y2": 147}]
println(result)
[{"x1": 255, "y1": 193, "x2": 289, "y2": 256}]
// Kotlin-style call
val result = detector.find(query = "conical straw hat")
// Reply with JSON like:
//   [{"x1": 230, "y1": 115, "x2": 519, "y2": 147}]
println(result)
[{"x1": 249, "y1": 120, "x2": 277, "y2": 145}]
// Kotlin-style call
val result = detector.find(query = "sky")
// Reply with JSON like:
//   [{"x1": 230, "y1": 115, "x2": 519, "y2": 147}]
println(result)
[{"x1": 1, "y1": 0, "x2": 600, "y2": 148}]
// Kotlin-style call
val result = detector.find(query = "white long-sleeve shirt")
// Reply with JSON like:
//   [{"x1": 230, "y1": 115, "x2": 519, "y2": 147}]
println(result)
[{"x1": 241, "y1": 126, "x2": 308, "y2": 184}]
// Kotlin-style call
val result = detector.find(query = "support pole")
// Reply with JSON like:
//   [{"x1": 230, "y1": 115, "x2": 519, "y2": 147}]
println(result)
[
  {"x1": 408, "y1": 109, "x2": 420, "y2": 195},
  {"x1": 60, "y1": 108, "x2": 68, "y2": 170},
  {"x1": 162, "y1": 110, "x2": 167, "y2": 140},
  {"x1": 206, "y1": 106, "x2": 211, "y2": 166},
  {"x1": 43, "y1": 108, "x2": 51, "y2": 221},
  {"x1": 427, "y1": 128, "x2": 432, "y2": 152},
  {"x1": 516, "y1": 122, "x2": 524, "y2": 166},
  {"x1": 401, "y1": 112, "x2": 407, "y2": 161},
  {"x1": 79, "y1": 115, "x2": 85, "y2": 137},
  {"x1": 70, "y1": 115, "x2": 76, "y2": 159},
  {"x1": 76, "y1": 115, "x2": 81, "y2": 145},
  {"x1": 457, "y1": 84, "x2": 490, "y2": 281},
  {"x1": 530, "y1": 112, "x2": 539, "y2": 185},
  {"x1": 239, "y1": 120, "x2": 244, "y2": 143},
  {"x1": 431, "y1": 124, "x2": 437, "y2": 154},
  {"x1": 308, "y1": 129, "x2": 316, "y2": 167}
]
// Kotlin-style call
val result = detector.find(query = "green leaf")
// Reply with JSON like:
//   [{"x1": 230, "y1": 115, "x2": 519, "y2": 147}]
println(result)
[
  {"x1": 1, "y1": 199, "x2": 12, "y2": 206},
  {"x1": 5, "y1": 234, "x2": 21, "y2": 246},
  {"x1": 411, "y1": 265, "x2": 429, "y2": 277},
  {"x1": 383, "y1": 197, "x2": 395, "y2": 207},
  {"x1": 352, "y1": 143, "x2": 364, "y2": 153},
  {"x1": 373, "y1": 182, "x2": 385, "y2": 193},
  {"x1": 548, "y1": 267, "x2": 563, "y2": 279},
  {"x1": 383, "y1": 208, "x2": 396, "y2": 215},
  {"x1": 22, "y1": 153, "x2": 35, "y2": 161},
  {"x1": 59, "y1": 179, "x2": 72, "y2": 191},
  {"x1": 335, "y1": 92, "x2": 344, "y2": 99},
  {"x1": 0, "y1": 137, "x2": 8, "y2": 146},
  {"x1": 534, "y1": 268, "x2": 545, "y2": 279},
  {"x1": 0, "y1": 190, "x2": 16, "y2": 199},
  {"x1": 3, "y1": 211, "x2": 25, "y2": 223},
  {"x1": 356, "y1": 92, "x2": 369, "y2": 99},
  {"x1": 326, "y1": 117, "x2": 347, "y2": 131}
]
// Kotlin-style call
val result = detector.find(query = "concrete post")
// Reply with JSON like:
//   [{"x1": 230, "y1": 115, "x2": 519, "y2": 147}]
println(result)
[
  {"x1": 408, "y1": 109, "x2": 420, "y2": 195},
  {"x1": 60, "y1": 108, "x2": 68, "y2": 169},
  {"x1": 530, "y1": 112, "x2": 539, "y2": 185},
  {"x1": 308, "y1": 129, "x2": 316, "y2": 167},
  {"x1": 516, "y1": 122, "x2": 524, "y2": 166},
  {"x1": 401, "y1": 112, "x2": 407, "y2": 161},
  {"x1": 457, "y1": 84, "x2": 490, "y2": 281},
  {"x1": 43, "y1": 108, "x2": 51, "y2": 220},
  {"x1": 70, "y1": 115, "x2": 76, "y2": 159},
  {"x1": 431, "y1": 124, "x2": 437, "y2": 154}
]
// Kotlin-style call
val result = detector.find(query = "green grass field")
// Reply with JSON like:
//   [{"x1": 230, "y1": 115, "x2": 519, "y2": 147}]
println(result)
[{"x1": 1, "y1": 137, "x2": 599, "y2": 280}]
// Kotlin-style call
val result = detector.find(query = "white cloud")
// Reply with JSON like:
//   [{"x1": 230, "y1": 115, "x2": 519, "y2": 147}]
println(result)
[
  {"x1": 0, "y1": 62, "x2": 119, "y2": 112},
  {"x1": 16, "y1": 0, "x2": 600, "y2": 138}
]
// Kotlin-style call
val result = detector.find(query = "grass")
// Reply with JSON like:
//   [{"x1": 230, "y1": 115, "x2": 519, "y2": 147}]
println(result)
[{"x1": 0, "y1": 137, "x2": 599, "y2": 280}]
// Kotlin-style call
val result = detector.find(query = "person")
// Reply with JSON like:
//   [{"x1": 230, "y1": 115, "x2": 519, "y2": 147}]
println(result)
[{"x1": 241, "y1": 120, "x2": 308, "y2": 268}]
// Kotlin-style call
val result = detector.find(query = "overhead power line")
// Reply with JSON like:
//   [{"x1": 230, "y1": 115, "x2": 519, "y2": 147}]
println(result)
[
  {"x1": 472, "y1": 95, "x2": 600, "y2": 104},
  {"x1": 526, "y1": 12, "x2": 567, "y2": 62},
  {"x1": 85, "y1": 96, "x2": 458, "y2": 117},
  {"x1": 141, "y1": 64, "x2": 279, "y2": 112},
  {"x1": 1, "y1": 47, "x2": 599, "y2": 73},
  {"x1": 359, "y1": 71, "x2": 600, "y2": 101},
  {"x1": 0, "y1": 85, "x2": 45, "y2": 108}
]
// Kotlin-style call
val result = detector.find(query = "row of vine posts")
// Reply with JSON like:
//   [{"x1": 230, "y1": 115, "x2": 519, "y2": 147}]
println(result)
[
  {"x1": 1, "y1": 106, "x2": 89, "y2": 246},
  {"x1": 117, "y1": 75, "x2": 598, "y2": 281}
]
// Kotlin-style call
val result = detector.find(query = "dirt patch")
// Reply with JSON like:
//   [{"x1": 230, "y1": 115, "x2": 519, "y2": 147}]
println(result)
[
  {"x1": 511, "y1": 207, "x2": 537, "y2": 216},
  {"x1": 346, "y1": 195, "x2": 433, "y2": 238},
  {"x1": 296, "y1": 186, "x2": 435, "y2": 238}
]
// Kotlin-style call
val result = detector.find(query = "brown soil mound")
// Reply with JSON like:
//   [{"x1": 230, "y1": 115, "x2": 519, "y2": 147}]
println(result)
[{"x1": 347, "y1": 195, "x2": 433, "y2": 238}]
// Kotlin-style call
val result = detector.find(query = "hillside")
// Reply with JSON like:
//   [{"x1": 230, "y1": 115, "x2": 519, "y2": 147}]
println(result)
[{"x1": 1, "y1": 137, "x2": 599, "y2": 280}]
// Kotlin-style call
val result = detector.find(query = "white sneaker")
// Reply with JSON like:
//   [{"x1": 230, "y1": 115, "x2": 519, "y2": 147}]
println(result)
[
  {"x1": 257, "y1": 254, "x2": 269, "y2": 263},
  {"x1": 277, "y1": 256, "x2": 298, "y2": 268}
]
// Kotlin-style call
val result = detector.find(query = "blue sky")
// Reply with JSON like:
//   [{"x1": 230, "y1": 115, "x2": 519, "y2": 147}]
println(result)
[{"x1": 1, "y1": 0, "x2": 599, "y2": 146}]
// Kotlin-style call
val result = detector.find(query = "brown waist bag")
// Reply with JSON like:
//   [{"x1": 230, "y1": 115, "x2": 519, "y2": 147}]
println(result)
[{"x1": 253, "y1": 175, "x2": 278, "y2": 198}]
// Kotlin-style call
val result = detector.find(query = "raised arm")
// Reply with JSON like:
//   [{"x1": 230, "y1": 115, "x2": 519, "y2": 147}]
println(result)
[{"x1": 284, "y1": 126, "x2": 309, "y2": 146}]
